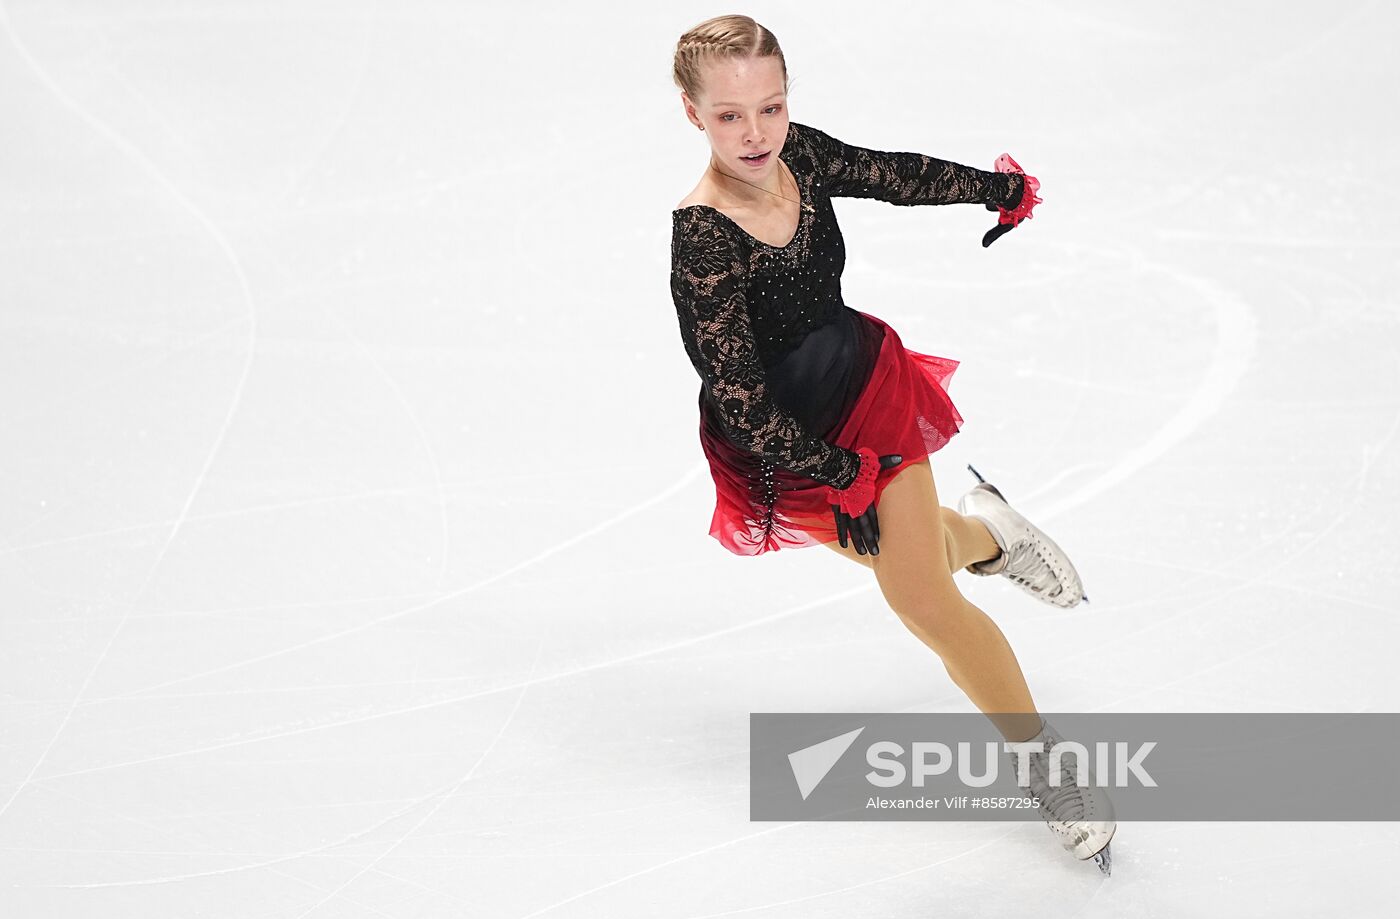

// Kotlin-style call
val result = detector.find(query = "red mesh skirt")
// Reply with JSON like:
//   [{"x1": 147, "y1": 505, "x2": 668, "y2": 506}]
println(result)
[{"x1": 698, "y1": 309, "x2": 964, "y2": 556}]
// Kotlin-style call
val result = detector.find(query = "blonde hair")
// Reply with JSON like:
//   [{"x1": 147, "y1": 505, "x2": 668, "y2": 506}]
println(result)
[{"x1": 672, "y1": 14, "x2": 790, "y2": 104}]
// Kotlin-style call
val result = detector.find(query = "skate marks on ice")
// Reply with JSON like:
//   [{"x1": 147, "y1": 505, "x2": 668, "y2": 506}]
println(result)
[{"x1": 0, "y1": 0, "x2": 263, "y2": 828}]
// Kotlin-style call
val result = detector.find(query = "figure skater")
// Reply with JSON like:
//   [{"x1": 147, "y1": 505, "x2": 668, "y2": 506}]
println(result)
[{"x1": 669, "y1": 15, "x2": 1115, "y2": 875}]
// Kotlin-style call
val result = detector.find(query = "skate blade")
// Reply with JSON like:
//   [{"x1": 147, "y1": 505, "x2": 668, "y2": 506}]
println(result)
[
  {"x1": 965, "y1": 464, "x2": 1007, "y2": 502},
  {"x1": 1091, "y1": 843, "x2": 1112, "y2": 876}
]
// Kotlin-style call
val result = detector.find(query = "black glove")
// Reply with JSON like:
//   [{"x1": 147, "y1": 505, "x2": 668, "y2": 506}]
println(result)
[
  {"x1": 832, "y1": 453, "x2": 904, "y2": 556},
  {"x1": 982, "y1": 174, "x2": 1026, "y2": 248}
]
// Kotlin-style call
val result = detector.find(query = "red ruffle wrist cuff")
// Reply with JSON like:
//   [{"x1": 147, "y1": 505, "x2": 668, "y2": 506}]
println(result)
[
  {"x1": 993, "y1": 153, "x2": 1042, "y2": 227},
  {"x1": 824, "y1": 446, "x2": 880, "y2": 518}
]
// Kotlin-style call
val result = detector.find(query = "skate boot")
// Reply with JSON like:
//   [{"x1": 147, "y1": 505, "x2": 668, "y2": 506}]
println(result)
[
  {"x1": 956, "y1": 464, "x2": 1088, "y2": 608},
  {"x1": 1005, "y1": 717, "x2": 1116, "y2": 876}
]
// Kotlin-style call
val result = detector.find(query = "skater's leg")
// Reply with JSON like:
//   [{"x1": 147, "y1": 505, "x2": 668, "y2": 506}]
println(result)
[
  {"x1": 820, "y1": 500, "x2": 1001, "y2": 574},
  {"x1": 819, "y1": 534, "x2": 875, "y2": 567},
  {"x1": 813, "y1": 462, "x2": 1113, "y2": 869},
  {"x1": 862, "y1": 458, "x2": 1042, "y2": 744}
]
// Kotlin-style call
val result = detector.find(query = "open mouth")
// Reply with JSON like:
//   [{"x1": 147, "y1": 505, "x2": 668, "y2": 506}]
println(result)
[{"x1": 740, "y1": 151, "x2": 770, "y2": 165}]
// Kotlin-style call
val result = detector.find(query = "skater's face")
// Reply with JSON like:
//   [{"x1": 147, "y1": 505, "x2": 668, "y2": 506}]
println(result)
[{"x1": 683, "y1": 55, "x2": 791, "y2": 178}]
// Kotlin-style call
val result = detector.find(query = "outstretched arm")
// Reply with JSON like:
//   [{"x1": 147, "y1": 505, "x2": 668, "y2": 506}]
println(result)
[
  {"x1": 793, "y1": 120, "x2": 1025, "y2": 210},
  {"x1": 670, "y1": 208, "x2": 860, "y2": 489}
]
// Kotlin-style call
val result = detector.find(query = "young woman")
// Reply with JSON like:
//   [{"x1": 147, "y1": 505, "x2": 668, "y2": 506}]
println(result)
[{"x1": 668, "y1": 15, "x2": 1115, "y2": 875}]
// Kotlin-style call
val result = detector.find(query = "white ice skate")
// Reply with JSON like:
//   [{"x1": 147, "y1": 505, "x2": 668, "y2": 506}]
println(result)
[
  {"x1": 1005, "y1": 717, "x2": 1116, "y2": 876},
  {"x1": 956, "y1": 464, "x2": 1089, "y2": 608}
]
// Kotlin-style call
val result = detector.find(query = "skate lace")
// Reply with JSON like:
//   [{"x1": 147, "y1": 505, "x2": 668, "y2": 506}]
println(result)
[
  {"x1": 1018, "y1": 745, "x2": 1087, "y2": 822},
  {"x1": 1001, "y1": 538, "x2": 1065, "y2": 600}
]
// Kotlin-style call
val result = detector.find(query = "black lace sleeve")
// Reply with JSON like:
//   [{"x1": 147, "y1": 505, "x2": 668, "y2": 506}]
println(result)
[
  {"x1": 793, "y1": 121, "x2": 1025, "y2": 210},
  {"x1": 671, "y1": 207, "x2": 861, "y2": 490}
]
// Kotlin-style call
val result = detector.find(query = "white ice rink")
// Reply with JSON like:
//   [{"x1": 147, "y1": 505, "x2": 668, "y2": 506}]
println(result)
[{"x1": 2, "y1": 1, "x2": 1398, "y2": 916}]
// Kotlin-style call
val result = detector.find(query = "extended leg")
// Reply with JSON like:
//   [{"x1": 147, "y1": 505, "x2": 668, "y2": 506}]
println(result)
[{"x1": 846, "y1": 458, "x2": 1042, "y2": 744}]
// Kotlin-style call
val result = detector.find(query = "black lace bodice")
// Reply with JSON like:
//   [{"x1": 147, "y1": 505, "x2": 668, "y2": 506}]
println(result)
[{"x1": 670, "y1": 120, "x2": 1023, "y2": 489}]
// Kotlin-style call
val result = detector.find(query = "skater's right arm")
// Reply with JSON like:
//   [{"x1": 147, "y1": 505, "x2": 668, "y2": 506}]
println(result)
[{"x1": 670, "y1": 208, "x2": 861, "y2": 489}]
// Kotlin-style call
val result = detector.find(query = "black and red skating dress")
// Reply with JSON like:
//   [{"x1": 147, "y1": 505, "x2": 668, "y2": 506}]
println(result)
[{"x1": 669, "y1": 120, "x2": 1026, "y2": 555}]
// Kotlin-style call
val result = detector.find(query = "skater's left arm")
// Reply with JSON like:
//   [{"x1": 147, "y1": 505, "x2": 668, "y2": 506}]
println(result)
[{"x1": 792, "y1": 120, "x2": 1025, "y2": 209}]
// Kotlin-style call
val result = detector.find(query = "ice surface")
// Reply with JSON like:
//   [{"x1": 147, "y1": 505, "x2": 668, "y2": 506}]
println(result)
[{"x1": 1, "y1": 1, "x2": 1397, "y2": 916}]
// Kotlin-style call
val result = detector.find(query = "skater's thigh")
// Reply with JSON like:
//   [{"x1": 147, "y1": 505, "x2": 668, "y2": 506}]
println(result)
[
  {"x1": 867, "y1": 459, "x2": 963, "y2": 619},
  {"x1": 785, "y1": 508, "x2": 876, "y2": 569},
  {"x1": 820, "y1": 535, "x2": 874, "y2": 568}
]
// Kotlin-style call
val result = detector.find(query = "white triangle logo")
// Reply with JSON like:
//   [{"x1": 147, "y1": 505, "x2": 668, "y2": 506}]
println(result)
[{"x1": 788, "y1": 726, "x2": 865, "y2": 800}]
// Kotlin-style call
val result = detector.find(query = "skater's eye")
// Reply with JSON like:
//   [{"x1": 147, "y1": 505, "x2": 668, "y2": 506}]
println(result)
[{"x1": 720, "y1": 106, "x2": 782, "y2": 122}]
